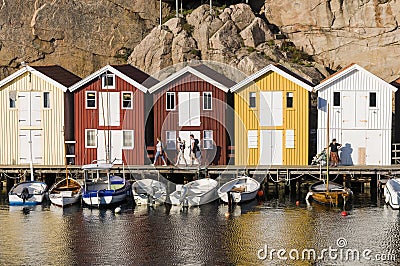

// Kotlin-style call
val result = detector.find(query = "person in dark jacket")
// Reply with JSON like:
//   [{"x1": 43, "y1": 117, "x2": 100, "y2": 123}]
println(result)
[{"x1": 329, "y1": 138, "x2": 342, "y2": 167}]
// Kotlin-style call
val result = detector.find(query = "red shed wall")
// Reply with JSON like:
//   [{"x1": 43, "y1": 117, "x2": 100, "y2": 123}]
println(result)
[
  {"x1": 153, "y1": 73, "x2": 228, "y2": 165},
  {"x1": 74, "y1": 76, "x2": 145, "y2": 165}
]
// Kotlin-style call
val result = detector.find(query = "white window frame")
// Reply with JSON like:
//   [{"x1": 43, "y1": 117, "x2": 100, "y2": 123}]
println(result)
[
  {"x1": 248, "y1": 130, "x2": 258, "y2": 148},
  {"x1": 203, "y1": 130, "x2": 213, "y2": 149},
  {"x1": 166, "y1": 92, "x2": 176, "y2": 111},
  {"x1": 369, "y1": 92, "x2": 378, "y2": 109},
  {"x1": 85, "y1": 91, "x2": 97, "y2": 109},
  {"x1": 166, "y1": 131, "x2": 176, "y2": 150},
  {"x1": 249, "y1": 92, "x2": 256, "y2": 108},
  {"x1": 285, "y1": 129, "x2": 295, "y2": 149},
  {"x1": 102, "y1": 73, "x2": 115, "y2": 89},
  {"x1": 85, "y1": 129, "x2": 97, "y2": 148},
  {"x1": 286, "y1": 92, "x2": 294, "y2": 108},
  {"x1": 9, "y1": 91, "x2": 17, "y2": 109},
  {"x1": 122, "y1": 92, "x2": 133, "y2": 109},
  {"x1": 203, "y1": 92, "x2": 212, "y2": 110},
  {"x1": 43, "y1": 91, "x2": 50, "y2": 109},
  {"x1": 122, "y1": 130, "x2": 134, "y2": 149},
  {"x1": 333, "y1": 91, "x2": 341, "y2": 107}
]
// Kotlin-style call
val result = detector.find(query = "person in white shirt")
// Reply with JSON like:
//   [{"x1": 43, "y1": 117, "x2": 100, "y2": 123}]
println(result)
[{"x1": 151, "y1": 137, "x2": 167, "y2": 166}]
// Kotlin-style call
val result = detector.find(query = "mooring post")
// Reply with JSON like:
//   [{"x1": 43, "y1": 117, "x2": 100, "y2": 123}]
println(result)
[{"x1": 370, "y1": 173, "x2": 378, "y2": 204}]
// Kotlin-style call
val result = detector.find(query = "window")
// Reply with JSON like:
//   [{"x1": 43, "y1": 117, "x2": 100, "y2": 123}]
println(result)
[
  {"x1": 333, "y1": 92, "x2": 341, "y2": 107},
  {"x1": 203, "y1": 92, "x2": 212, "y2": 110},
  {"x1": 122, "y1": 92, "x2": 133, "y2": 109},
  {"x1": 248, "y1": 130, "x2": 258, "y2": 148},
  {"x1": 122, "y1": 130, "x2": 134, "y2": 149},
  {"x1": 249, "y1": 92, "x2": 256, "y2": 108},
  {"x1": 85, "y1": 129, "x2": 97, "y2": 148},
  {"x1": 86, "y1": 91, "x2": 97, "y2": 109},
  {"x1": 286, "y1": 92, "x2": 293, "y2": 108},
  {"x1": 102, "y1": 73, "x2": 115, "y2": 89},
  {"x1": 203, "y1": 130, "x2": 213, "y2": 149},
  {"x1": 369, "y1": 92, "x2": 377, "y2": 107},
  {"x1": 43, "y1": 92, "x2": 50, "y2": 108},
  {"x1": 286, "y1": 129, "x2": 295, "y2": 148},
  {"x1": 166, "y1": 92, "x2": 175, "y2": 111},
  {"x1": 166, "y1": 131, "x2": 176, "y2": 150},
  {"x1": 9, "y1": 91, "x2": 16, "y2": 108}
]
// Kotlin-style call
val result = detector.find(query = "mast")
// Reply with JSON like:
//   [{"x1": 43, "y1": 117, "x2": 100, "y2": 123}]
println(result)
[{"x1": 326, "y1": 103, "x2": 330, "y2": 192}]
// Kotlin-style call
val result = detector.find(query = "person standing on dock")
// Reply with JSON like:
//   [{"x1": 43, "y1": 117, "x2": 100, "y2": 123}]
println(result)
[
  {"x1": 189, "y1": 134, "x2": 200, "y2": 166},
  {"x1": 152, "y1": 137, "x2": 167, "y2": 166},
  {"x1": 329, "y1": 138, "x2": 342, "y2": 167},
  {"x1": 175, "y1": 137, "x2": 187, "y2": 166}
]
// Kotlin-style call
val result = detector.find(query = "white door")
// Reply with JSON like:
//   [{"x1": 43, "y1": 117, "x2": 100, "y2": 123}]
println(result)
[
  {"x1": 31, "y1": 92, "x2": 42, "y2": 126},
  {"x1": 97, "y1": 130, "x2": 123, "y2": 164},
  {"x1": 341, "y1": 91, "x2": 355, "y2": 128},
  {"x1": 99, "y1": 92, "x2": 120, "y2": 126},
  {"x1": 19, "y1": 130, "x2": 30, "y2": 164},
  {"x1": 260, "y1": 91, "x2": 282, "y2": 126},
  {"x1": 178, "y1": 131, "x2": 200, "y2": 164},
  {"x1": 111, "y1": 131, "x2": 123, "y2": 164},
  {"x1": 355, "y1": 91, "x2": 368, "y2": 128},
  {"x1": 260, "y1": 130, "x2": 282, "y2": 165},
  {"x1": 178, "y1": 92, "x2": 190, "y2": 126},
  {"x1": 178, "y1": 92, "x2": 200, "y2": 126},
  {"x1": 366, "y1": 131, "x2": 381, "y2": 165},
  {"x1": 18, "y1": 92, "x2": 30, "y2": 126},
  {"x1": 19, "y1": 130, "x2": 43, "y2": 164}
]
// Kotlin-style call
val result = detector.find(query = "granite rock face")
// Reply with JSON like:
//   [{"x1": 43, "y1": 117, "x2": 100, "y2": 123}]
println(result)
[
  {"x1": 262, "y1": 0, "x2": 400, "y2": 81},
  {"x1": 128, "y1": 4, "x2": 324, "y2": 84},
  {"x1": 0, "y1": 0, "x2": 167, "y2": 78}
]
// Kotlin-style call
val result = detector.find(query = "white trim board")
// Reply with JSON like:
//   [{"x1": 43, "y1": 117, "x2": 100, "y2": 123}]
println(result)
[{"x1": 69, "y1": 65, "x2": 148, "y2": 93}]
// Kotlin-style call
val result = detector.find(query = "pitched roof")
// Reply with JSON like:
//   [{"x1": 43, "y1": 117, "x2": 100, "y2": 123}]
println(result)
[
  {"x1": 148, "y1": 64, "x2": 235, "y2": 93},
  {"x1": 0, "y1": 65, "x2": 81, "y2": 92},
  {"x1": 230, "y1": 64, "x2": 314, "y2": 92},
  {"x1": 315, "y1": 63, "x2": 397, "y2": 92},
  {"x1": 32, "y1": 66, "x2": 81, "y2": 87},
  {"x1": 69, "y1": 64, "x2": 152, "y2": 93}
]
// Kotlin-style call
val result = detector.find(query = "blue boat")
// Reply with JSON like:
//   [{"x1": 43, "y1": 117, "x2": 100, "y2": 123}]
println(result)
[{"x1": 82, "y1": 162, "x2": 130, "y2": 207}]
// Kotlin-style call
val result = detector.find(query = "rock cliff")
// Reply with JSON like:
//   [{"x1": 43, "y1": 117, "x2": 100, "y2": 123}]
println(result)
[{"x1": 262, "y1": 0, "x2": 400, "y2": 81}]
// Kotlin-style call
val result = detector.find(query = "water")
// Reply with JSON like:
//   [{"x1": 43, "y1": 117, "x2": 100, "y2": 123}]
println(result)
[{"x1": 0, "y1": 189, "x2": 399, "y2": 265}]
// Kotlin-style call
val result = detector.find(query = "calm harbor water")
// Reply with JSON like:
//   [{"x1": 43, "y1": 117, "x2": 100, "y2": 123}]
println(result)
[{"x1": 0, "y1": 187, "x2": 399, "y2": 265}]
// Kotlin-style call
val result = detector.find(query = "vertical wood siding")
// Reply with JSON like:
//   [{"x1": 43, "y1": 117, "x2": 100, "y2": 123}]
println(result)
[
  {"x1": 317, "y1": 68, "x2": 393, "y2": 165},
  {"x1": 0, "y1": 72, "x2": 65, "y2": 165},
  {"x1": 234, "y1": 71, "x2": 310, "y2": 165},
  {"x1": 74, "y1": 75, "x2": 145, "y2": 165},
  {"x1": 153, "y1": 73, "x2": 228, "y2": 165}
]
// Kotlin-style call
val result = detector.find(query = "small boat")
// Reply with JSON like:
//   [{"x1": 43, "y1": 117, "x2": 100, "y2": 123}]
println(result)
[
  {"x1": 8, "y1": 181, "x2": 48, "y2": 206},
  {"x1": 82, "y1": 162, "x2": 131, "y2": 207},
  {"x1": 170, "y1": 178, "x2": 219, "y2": 206},
  {"x1": 384, "y1": 179, "x2": 400, "y2": 209},
  {"x1": 132, "y1": 179, "x2": 167, "y2": 205},
  {"x1": 49, "y1": 178, "x2": 82, "y2": 207},
  {"x1": 218, "y1": 176, "x2": 260, "y2": 204},
  {"x1": 306, "y1": 180, "x2": 352, "y2": 206}
]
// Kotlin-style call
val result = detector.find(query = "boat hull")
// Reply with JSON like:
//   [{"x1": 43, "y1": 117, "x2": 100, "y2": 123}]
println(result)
[
  {"x1": 308, "y1": 181, "x2": 352, "y2": 206},
  {"x1": 170, "y1": 179, "x2": 219, "y2": 206},
  {"x1": 132, "y1": 179, "x2": 167, "y2": 205},
  {"x1": 384, "y1": 179, "x2": 400, "y2": 209},
  {"x1": 49, "y1": 178, "x2": 82, "y2": 207},
  {"x1": 8, "y1": 181, "x2": 48, "y2": 206},
  {"x1": 218, "y1": 176, "x2": 260, "y2": 204},
  {"x1": 82, "y1": 182, "x2": 130, "y2": 207}
]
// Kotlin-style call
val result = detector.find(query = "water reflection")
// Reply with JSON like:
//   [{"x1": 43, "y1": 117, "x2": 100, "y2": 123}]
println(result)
[{"x1": 0, "y1": 188, "x2": 399, "y2": 265}]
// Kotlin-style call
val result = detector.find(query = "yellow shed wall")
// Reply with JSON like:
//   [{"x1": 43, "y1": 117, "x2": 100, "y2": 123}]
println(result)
[
  {"x1": 0, "y1": 72, "x2": 65, "y2": 166},
  {"x1": 234, "y1": 71, "x2": 309, "y2": 165}
]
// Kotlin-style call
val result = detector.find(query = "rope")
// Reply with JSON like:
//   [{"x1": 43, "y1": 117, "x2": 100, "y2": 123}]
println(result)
[{"x1": 1, "y1": 170, "x2": 28, "y2": 180}]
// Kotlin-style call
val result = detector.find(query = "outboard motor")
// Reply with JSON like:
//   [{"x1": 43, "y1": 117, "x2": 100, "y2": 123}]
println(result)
[{"x1": 20, "y1": 187, "x2": 30, "y2": 204}]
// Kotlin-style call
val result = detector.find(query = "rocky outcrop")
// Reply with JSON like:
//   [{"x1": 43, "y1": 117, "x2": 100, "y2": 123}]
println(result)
[
  {"x1": 262, "y1": 0, "x2": 400, "y2": 81},
  {"x1": 129, "y1": 4, "x2": 325, "y2": 84},
  {"x1": 0, "y1": 0, "x2": 169, "y2": 79}
]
